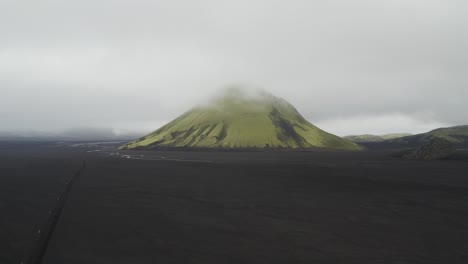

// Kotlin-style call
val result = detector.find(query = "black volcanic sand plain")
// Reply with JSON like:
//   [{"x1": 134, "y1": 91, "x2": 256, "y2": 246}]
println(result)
[{"x1": 1, "y1": 142, "x2": 468, "y2": 263}]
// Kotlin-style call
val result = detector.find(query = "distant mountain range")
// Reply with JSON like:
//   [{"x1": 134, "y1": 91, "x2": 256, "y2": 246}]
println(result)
[
  {"x1": 120, "y1": 88, "x2": 362, "y2": 151},
  {"x1": 344, "y1": 133, "x2": 412, "y2": 143},
  {"x1": 0, "y1": 128, "x2": 143, "y2": 142},
  {"x1": 385, "y1": 125, "x2": 468, "y2": 147},
  {"x1": 354, "y1": 126, "x2": 468, "y2": 149}
]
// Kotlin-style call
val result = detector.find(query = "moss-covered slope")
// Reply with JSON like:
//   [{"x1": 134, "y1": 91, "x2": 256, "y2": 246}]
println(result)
[{"x1": 120, "y1": 89, "x2": 362, "y2": 151}]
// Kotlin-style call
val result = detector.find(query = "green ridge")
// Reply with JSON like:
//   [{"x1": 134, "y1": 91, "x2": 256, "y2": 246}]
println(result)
[{"x1": 120, "y1": 88, "x2": 362, "y2": 151}]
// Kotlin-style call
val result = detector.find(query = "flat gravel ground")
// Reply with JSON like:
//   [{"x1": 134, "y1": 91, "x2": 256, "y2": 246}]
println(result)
[{"x1": 1, "y1": 143, "x2": 468, "y2": 263}]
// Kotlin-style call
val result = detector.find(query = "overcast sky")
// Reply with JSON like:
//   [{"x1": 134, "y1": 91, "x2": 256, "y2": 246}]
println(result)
[{"x1": 1, "y1": 0, "x2": 467, "y2": 136}]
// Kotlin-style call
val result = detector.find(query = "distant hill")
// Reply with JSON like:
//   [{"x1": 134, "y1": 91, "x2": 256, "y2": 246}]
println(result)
[
  {"x1": 362, "y1": 125, "x2": 468, "y2": 149},
  {"x1": 386, "y1": 125, "x2": 468, "y2": 147},
  {"x1": 120, "y1": 88, "x2": 362, "y2": 151},
  {"x1": 344, "y1": 133, "x2": 412, "y2": 143},
  {"x1": 402, "y1": 137, "x2": 455, "y2": 160}
]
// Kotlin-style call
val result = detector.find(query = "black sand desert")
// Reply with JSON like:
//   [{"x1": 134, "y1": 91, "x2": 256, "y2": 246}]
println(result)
[{"x1": 2, "y1": 142, "x2": 468, "y2": 264}]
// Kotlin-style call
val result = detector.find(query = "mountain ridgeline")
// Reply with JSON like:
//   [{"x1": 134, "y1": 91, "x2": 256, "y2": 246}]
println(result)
[
  {"x1": 344, "y1": 133, "x2": 412, "y2": 143},
  {"x1": 386, "y1": 126, "x2": 468, "y2": 147},
  {"x1": 352, "y1": 125, "x2": 468, "y2": 151},
  {"x1": 120, "y1": 89, "x2": 362, "y2": 151}
]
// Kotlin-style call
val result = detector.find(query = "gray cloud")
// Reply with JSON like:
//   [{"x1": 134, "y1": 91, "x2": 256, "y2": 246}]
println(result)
[{"x1": 1, "y1": 0, "x2": 467, "y2": 136}]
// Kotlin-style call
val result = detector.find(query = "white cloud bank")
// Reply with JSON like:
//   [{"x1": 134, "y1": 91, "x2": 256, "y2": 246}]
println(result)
[
  {"x1": 315, "y1": 112, "x2": 450, "y2": 136},
  {"x1": 1, "y1": 0, "x2": 467, "y2": 135}
]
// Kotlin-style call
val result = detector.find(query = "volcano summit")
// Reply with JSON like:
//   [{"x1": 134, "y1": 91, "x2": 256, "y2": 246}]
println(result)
[{"x1": 120, "y1": 88, "x2": 361, "y2": 151}]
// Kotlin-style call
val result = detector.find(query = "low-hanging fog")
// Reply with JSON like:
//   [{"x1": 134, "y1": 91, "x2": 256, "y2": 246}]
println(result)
[{"x1": 1, "y1": 0, "x2": 467, "y2": 137}]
